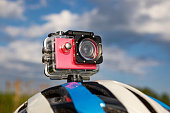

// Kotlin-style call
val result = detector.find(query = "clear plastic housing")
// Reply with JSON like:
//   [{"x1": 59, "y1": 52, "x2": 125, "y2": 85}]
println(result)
[{"x1": 42, "y1": 35, "x2": 99, "y2": 80}]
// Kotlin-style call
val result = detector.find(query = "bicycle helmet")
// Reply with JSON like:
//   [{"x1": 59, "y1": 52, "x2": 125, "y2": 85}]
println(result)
[{"x1": 14, "y1": 80, "x2": 170, "y2": 113}]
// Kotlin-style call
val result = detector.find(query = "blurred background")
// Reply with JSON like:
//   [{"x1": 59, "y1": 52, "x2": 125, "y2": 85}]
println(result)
[{"x1": 0, "y1": 0, "x2": 170, "y2": 112}]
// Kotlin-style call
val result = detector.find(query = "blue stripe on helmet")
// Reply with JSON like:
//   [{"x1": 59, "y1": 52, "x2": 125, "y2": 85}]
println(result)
[
  {"x1": 147, "y1": 95, "x2": 170, "y2": 110},
  {"x1": 62, "y1": 82, "x2": 105, "y2": 113}
]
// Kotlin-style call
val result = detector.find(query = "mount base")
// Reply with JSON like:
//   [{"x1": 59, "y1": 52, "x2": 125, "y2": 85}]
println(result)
[{"x1": 67, "y1": 75, "x2": 83, "y2": 82}]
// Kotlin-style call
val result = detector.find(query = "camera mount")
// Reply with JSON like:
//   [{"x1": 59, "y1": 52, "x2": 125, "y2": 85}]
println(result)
[{"x1": 67, "y1": 75, "x2": 83, "y2": 82}]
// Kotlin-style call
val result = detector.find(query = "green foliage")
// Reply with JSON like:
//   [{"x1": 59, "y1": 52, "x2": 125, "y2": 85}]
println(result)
[
  {"x1": 139, "y1": 88, "x2": 170, "y2": 106},
  {"x1": 0, "y1": 92, "x2": 31, "y2": 113},
  {"x1": 0, "y1": 93, "x2": 14, "y2": 113},
  {"x1": 160, "y1": 93, "x2": 170, "y2": 106}
]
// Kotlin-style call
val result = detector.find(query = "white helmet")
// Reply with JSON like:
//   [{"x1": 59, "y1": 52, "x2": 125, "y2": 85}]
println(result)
[{"x1": 14, "y1": 80, "x2": 170, "y2": 113}]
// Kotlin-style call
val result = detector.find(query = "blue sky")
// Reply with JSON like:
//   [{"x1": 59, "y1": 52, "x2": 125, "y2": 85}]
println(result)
[{"x1": 0, "y1": 0, "x2": 170, "y2": 95}]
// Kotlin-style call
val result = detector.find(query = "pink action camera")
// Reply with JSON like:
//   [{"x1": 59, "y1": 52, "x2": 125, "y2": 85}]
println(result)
[{"x1": 42, "y1": 30, "x2": 103, "y2": 80}]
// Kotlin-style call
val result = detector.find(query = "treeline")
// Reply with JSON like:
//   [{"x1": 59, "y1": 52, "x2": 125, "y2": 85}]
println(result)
[
  {"x1": 0, "y1": 92, "x2": 31, "y2": 113},
  {"x1": 139, "y1": 87, "x2": 170, "y2": 106},
  {"x1": 0, "y1": 79, "x2": 49, "y2": 113}
]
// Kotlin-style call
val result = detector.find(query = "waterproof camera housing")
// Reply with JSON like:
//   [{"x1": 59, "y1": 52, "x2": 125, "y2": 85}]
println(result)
[{"x1": 42, "y1": 30, "x2": 103, "y2": 81}]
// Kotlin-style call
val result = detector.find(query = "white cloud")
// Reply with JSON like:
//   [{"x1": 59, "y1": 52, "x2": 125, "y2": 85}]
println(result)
[
  {"x1": 4, "y1": 0, "x2": 170, "y2": 42},
  {"x1": 121, "y1": 0, "x2": 170, "y2": 41},
  {"x1": 0, "y1": 40, "x2": 41, "y2": 71},
  {"x1": 0, "y1": 0, "x2": 25, "y2": 20},
  {"x1": 139, "y1": 1, "x2": 170, "y2": 20},
  {"x1": 4, "y1": 9, "x2": 98, "y2": 38},
  {"x1": 87, "y1": 0, "x2": 170, "y2": 42},
  {"x1": 102, "y1": 47, "x2": 159, "y2": 75}
]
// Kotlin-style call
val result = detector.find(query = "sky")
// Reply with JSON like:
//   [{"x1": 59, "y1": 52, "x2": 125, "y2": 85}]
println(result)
[{"x1": 0, "y1": 0, "x2": 170, "y2": 95}]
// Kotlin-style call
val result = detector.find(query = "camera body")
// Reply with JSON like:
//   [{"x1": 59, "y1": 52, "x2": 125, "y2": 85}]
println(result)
[{"x1": 42, "y1": 30, "x2": 103, "y2": 80}]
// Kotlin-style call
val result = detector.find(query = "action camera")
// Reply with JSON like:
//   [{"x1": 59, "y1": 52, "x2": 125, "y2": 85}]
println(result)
[{"x1": 42, "y1": 30, "x2": 103, "y2": 81}]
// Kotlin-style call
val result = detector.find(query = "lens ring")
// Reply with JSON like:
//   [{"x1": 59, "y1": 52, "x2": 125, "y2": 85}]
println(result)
[{"x1": 79, "y1": 38, "x2": 97, "y2": 60}]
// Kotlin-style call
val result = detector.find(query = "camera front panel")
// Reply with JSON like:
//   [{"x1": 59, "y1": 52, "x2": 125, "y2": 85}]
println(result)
[{"x1": 54, "y1": 38, "x2": 97, "y2": 70}]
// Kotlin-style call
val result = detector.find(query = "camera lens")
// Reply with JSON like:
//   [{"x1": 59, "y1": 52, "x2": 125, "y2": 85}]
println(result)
[{"x1": 79, "y1": 38, "x2": 97, "y2": 60}]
